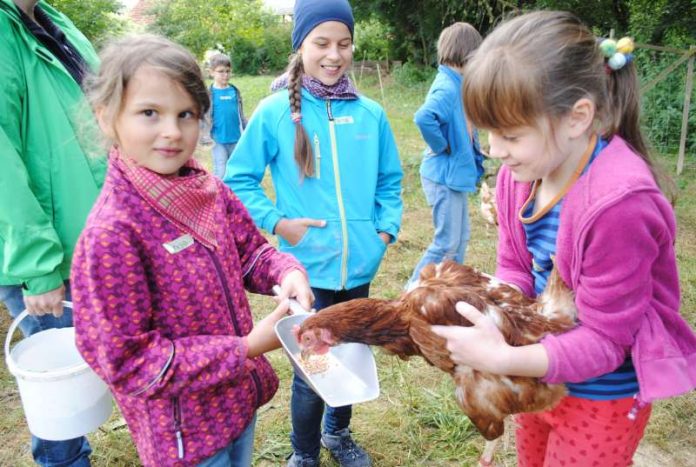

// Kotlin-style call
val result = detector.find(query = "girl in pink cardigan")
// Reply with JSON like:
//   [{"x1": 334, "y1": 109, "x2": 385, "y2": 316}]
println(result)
[
  {"x1": 432, "y1": 11, "x2": 696, "y2": 467},
  {"x1": 71, "y1": 35, "x2": 312, "y2": 466}
]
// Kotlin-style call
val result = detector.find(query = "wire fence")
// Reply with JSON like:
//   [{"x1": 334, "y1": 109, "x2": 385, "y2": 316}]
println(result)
[{"x1": 637, "y1": 44, "x2": 695, "y2": 174}]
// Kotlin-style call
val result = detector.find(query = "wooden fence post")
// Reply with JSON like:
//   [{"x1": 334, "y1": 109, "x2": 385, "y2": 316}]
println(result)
[
  {"x1": 677, "y1": 46, "x2": 695, "y2": 175},
  {"x1": 376, "y1": 62, "x2": 385, "y2": 104},
  {"x1": 359, "y1": 50, "x2": 367, "y2": 87}
]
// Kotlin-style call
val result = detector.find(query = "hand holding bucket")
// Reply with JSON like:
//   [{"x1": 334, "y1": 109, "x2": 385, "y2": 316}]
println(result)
[{"x1": 4, "y1": 301, "x2": 114, "y2": 441}]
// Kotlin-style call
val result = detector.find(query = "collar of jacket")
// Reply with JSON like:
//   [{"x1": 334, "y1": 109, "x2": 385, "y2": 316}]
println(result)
[
  {"x1": 0, "y1": 0, "x2": 23, "y2": 24},
  {"x1": 0, "y1": 0, "x2": 99, "y2": 73},
  {"x1": 438, "y1": 64, "x2": 462, "y2": 85}
]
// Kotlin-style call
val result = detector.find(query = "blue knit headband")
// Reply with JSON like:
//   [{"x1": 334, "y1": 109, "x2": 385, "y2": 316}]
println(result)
[{"x1": 291, "y1": 0, "x2": 355, "y2": 51}]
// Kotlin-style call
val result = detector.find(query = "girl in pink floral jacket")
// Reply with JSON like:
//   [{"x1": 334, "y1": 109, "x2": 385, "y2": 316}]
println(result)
[{"x1": 71, "y1": 35, "x2": 312, "y2": 467}]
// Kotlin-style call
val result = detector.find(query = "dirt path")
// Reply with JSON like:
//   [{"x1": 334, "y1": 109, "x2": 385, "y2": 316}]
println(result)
[{"x1": 634, "y1": 442, "x2": 696, "y2": 467}]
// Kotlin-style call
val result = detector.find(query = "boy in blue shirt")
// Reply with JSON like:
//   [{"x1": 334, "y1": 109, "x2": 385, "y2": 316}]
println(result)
[{"x1": 209, "y1": 53, "x2": 245, "y2": 178}]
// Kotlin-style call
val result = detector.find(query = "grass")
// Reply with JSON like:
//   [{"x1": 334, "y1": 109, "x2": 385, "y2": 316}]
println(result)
[{"x1": 1, "y1": 73, "x2": 695, "y2": 466}]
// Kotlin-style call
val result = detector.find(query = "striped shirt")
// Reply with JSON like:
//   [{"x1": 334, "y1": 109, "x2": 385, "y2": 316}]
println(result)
[{"x1": 522, "y1": 137, "x2": 639, "y2": 400}]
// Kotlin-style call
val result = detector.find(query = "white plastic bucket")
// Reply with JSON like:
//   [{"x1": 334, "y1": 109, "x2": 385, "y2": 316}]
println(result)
[{"x1": 4, "y1": 301, "x2": 113, "y2": 441}]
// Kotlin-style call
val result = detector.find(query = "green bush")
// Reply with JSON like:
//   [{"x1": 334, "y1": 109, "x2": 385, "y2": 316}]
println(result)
[
  {"x1": 259, "y1": 23, "x2": 293, "y2": 73},
  {"x1": 391, "y1": 62, "x2": 437, "y2": 86},
  {"x1": 354, "y1": 17, "x2": 393, "y2": 61},
  {"x1": 229, "y1": 37, "x2": 261, "y2": 75},
  {"x1": 638, "y1": 49, "x2": 696, "y2": 155},
  {"x1": 229, "y1": 23, "x2": 291, "y2": 75}
]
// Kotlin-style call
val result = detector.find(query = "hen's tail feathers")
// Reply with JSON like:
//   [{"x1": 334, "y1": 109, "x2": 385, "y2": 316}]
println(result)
[
  {"x1": 479, "y1": 181, "x2": 499, "y2": 226},
  {"x1": 537, "y1": 264, "x2": 577, "y2": 324}
]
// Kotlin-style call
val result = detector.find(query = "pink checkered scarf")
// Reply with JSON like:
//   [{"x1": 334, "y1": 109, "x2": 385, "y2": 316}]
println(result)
[{"x1": 111, "y1": 147, "x2": 219, "y2": 249}]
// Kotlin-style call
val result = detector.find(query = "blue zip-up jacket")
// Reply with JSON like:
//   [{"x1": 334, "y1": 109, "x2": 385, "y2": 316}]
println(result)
[
  {"x1": 225, "y1": 88, "x2": 403, "y2": 290},
  {"x1": 416, "y1": 65, "x2": 484, "y2": 192}
]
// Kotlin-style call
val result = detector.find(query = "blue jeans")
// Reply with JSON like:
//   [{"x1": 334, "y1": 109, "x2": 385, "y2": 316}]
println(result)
[
  {"x1": 0, "y1": 284, "x2": 92, "y2": 466},
  {"x1": 197, "y1": 415, "x2": 256, "y2": 467},
  {"x1": 408, "y1": 177, "x2": 471, "y2": 286},
  {"x1": 212, "y1": 142, "x2": 237, "y2": 179},
  {"x1": 290, "y1": 283, "x2": 370, "y2": 459}
]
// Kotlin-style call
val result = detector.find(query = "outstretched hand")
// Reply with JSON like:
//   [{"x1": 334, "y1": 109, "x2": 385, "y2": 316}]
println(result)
[
  {"x1": 431, "y1": 302, "x2": 511, "y2": 374},
  {"x1": 246, "y1": 299, "x2": 291, "y2": 358},
  {"x1": 277, "y1": 269, "x2": 314, "y2": 311}
]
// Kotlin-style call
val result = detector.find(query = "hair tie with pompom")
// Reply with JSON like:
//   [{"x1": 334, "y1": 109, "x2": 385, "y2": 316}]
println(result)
[
  {"x1": 599, "y1": 37, "x2": 634, "y2": 72},
  {"x1": 291, "y1": 112, "x2": 302, "y2": 124}
]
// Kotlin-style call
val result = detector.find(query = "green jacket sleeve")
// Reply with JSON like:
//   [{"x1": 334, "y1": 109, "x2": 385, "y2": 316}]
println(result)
[{"x1": 0, "y1": 36, "x2": 64, "y2": 295}]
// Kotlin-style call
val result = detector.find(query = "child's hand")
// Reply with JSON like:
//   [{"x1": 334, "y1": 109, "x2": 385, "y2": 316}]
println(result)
[
  {"x1": 275, "y1": 218, "x2": 326, "y2": 246},
  {"x1": 278, "y1": 269, "x2": 314, "y2": 311},
  {"x1": 431, "y1": 302, "x2": 512, "y2": 374},
  {"x1": 246, "y1": 299, "x2": 291, "y2": 358},
  {"x1": 378, "y1": 232, "x2": 391, "y2": 245}
]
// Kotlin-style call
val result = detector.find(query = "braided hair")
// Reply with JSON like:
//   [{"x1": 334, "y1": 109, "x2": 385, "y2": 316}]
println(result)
[{"x1": 287, "y1": 53, "x2": 314, "y2": 178}]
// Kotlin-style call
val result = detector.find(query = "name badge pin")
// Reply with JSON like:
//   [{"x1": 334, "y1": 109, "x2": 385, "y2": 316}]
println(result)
[{"x1": 163, "y1": 234, "x2": 194, "y2": 254}]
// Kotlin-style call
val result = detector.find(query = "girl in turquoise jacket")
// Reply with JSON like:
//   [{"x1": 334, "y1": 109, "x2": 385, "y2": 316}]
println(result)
[{"x1": 225, "y1": 1, "x2": 402, "y2": 464}]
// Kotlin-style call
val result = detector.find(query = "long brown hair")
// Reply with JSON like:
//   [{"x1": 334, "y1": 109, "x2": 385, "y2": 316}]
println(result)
[
  {"x1": 287, "y1": 53, "x2": 314, "y2": 178},
  {"x1": 463, "y1": 11, "x2": 672, "y2": 198}
]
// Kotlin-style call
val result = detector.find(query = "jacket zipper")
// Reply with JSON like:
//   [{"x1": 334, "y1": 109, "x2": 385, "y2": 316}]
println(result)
[
  {"x1": 326, "y1": 100, "x2": 349, "y2": 288},
  {"x1": 249, "y1": 367, "x2": 263, "y2": 407},
  {"x1": 206, "y1": 252, "x2": 264, "y2": 412},
  {"x1": 205, "y1": 248, "x2": 242, "y2": 335},
  {"x1": 236, "y1": 85, "x2": 246, "y2": 132},
  {"x1": 172, "y1": 397, "x2": 184, "y2": 459},
  {"x1": 313, "y1": 133, "x2": 321, "y2": 179}
]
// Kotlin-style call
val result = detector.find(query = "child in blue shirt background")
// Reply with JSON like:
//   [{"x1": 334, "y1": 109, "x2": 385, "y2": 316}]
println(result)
[{"x1": 209, "y1": 53, "x2": 246, "y2": 178}]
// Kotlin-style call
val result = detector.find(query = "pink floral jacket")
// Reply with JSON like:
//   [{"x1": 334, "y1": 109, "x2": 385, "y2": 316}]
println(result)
[
  {"x1": 495, "y1": 136, "x2": 696, "y2": 404},
  {"x1": 72, "y1": 161, "x2": 304, "y2": 466}
]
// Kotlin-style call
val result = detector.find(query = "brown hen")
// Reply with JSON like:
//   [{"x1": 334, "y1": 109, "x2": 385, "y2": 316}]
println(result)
[{"x1": 296, "y1": 261, "x2": 576, "y2": 444}]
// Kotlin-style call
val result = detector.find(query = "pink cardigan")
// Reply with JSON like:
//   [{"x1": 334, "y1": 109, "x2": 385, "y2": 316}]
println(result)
[
  {"x1": 72, "y1": 161, "x2": 304, "y2": 466},
  {"x1": 495, "y1": 136, "x2": 696, "y2": 403}
]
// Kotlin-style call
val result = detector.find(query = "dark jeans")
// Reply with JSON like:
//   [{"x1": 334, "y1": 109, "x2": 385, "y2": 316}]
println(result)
[
  {"x1": 289, "y1": 283, "x2": 370, "y2": 459},
  {"x1": 0, "y1": 284, "x2": 92, "y2": 466}
]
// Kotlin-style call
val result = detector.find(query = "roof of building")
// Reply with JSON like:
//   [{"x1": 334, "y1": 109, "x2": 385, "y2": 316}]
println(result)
[
  {"x1": 128, "y1": 0, "x2": 157, "y2": 26},
  {"x1": 263, "y1": 0, "x2": 294, "y2": 15}
]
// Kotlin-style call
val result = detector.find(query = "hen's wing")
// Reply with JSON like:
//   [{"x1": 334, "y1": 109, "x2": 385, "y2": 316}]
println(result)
[{"x1": 404, "y1": 281, "x2": 488, "y2": 373}]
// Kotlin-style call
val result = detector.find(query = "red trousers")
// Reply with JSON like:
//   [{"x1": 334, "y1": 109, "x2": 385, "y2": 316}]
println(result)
[{"x1": 515, "y1": 396, "x2": 651, "y2": 467}]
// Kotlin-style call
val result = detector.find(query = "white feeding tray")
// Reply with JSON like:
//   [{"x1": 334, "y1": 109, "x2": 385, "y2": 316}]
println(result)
[{"x1": 274, "y1": 298, "x2": 380, "y2": 408}]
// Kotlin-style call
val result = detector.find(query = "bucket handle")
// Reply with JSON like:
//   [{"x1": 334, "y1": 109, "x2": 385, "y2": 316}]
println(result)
[
  {"x1": 272, "y1": 285, "x2": 312, "y2": 316},
  {"x1": 4, "y1": 301, "x2": 74, "y2": 377}
]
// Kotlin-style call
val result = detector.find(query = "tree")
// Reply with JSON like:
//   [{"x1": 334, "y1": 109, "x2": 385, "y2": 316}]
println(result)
[
  {"x1": 627, "y1": 0, "x2": 695, "y2": 45},
  {"x1": 352, "y1": 0, "x2": 695, "y2": 65},
  {"x1": 148, "y1": 0, "x2": 291, "y2": 74},
  {"x1": 149, "y1": 0, "x2": 274, "y2": 58},
  {"x1": 49, "y1": 0, "x2": 124, "y2": 46},
  {"x1": 351, "y1": 0, "x2": 517, "y2": 65}
]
